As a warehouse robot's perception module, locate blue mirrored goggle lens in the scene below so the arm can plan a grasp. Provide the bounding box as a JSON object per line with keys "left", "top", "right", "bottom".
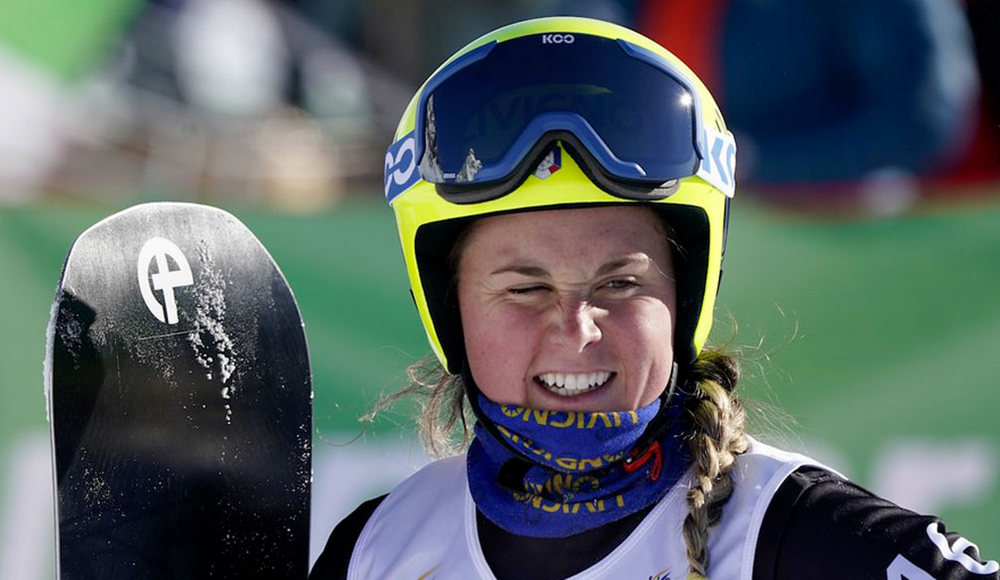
{"left": 421, "top": 33, "right": 700, "bottom": 185}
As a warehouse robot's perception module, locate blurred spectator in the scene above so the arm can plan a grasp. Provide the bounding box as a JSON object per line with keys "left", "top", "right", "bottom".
{"left": 4, "top": 0, "right": 414, "bottom": 208}
{"left": 0, "top": 46, "right": 67, "bottom": 203}
{"left": 0, "top": 0, "right": 139, "bottom": 203}
{"left": 5, "top": 0, "right": 992, "bottom": 211}
{"left": 637, "top": 0, "right": 981, "bottom": 214}
{"left": 492, "top": 0, "right": 988, "bottom": 214}
{"left": 926, "top": 0, "right": 1000, "bottom": 192}
{"left": 174, "top": 0, "right": 290, "bottom": 119}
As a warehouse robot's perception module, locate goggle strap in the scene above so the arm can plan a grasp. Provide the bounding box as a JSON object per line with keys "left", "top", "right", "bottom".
{"left": 384, "top": 131, "right": 420, "bottom": 203}
{"left": 695, "top": 126, "right": 737, "bottom": 198}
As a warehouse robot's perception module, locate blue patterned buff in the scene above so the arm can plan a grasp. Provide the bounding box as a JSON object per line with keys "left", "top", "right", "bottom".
{"left": 467, "top": 393, "right": 691, "bottom": 538}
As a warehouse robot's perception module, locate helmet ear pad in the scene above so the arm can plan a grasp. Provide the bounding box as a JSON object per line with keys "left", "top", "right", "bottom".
{"left": 648, "top": 203, "right": 711, "bottom": 368}
{"left": 414, "top": 217, "right": 475, "bottom": 375}
{"left": 413, "top": 202, "right": 711, "bottom": 376}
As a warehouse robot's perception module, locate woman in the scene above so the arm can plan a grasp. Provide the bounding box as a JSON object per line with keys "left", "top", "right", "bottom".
{"left": 311, "top": 17, "right": 998, "bottom": 579}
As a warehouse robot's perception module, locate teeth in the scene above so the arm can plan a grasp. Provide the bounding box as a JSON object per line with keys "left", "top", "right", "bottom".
{"left": 536, "top": 371, "right": 612, "bottom": 396}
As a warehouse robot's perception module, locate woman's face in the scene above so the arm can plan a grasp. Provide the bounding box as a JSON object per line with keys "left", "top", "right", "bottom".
{"left": 457, "top": 206, "right": 677, "bottom": 412}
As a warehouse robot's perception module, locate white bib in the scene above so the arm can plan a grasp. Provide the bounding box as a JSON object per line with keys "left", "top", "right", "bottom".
{"left": 348, "top": 437, "right": 821, "bottom": 580}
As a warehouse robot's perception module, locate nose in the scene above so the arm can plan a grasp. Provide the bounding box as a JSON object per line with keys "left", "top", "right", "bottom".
{"left": 547, "top": 299, "right": 603, "bottom": 352}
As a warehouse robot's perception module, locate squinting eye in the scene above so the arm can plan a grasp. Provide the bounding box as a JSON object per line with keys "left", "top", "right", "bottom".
{"left": 508, "top": 285, "right": 548, "bottom": 295}
{"left": 604, "top": 278, "right": 638, "bottom": 290}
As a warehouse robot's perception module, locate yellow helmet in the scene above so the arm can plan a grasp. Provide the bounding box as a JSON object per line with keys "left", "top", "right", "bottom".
{"left": 384, "top": 16, "right": 736, "bottom": 373}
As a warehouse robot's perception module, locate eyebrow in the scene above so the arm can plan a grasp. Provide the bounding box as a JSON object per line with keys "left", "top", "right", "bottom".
{"left": 489, "top": 264, "right": 549, "bottom": 277}
{"left": 596, "top": 254, "right": 650, "bottom": 275}
{"left": 489, "top": 254, "right": 651, "bottom": 277}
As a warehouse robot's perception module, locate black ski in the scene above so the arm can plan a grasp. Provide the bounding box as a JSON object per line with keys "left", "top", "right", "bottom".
{"left": 45, "top": 202, "right": 312, "bottom": 579}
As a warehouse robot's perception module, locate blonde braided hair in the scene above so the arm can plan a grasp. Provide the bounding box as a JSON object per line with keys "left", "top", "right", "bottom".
{"left": 681, "top": 349, "right": 749, "bottom": 579}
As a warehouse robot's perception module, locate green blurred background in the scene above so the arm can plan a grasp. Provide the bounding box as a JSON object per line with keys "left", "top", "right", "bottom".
{"left": 0, "top": 0, "right": 998, "bottom": 576}
{"left": 3, "top": 196, "right": 998, "bottom": 575}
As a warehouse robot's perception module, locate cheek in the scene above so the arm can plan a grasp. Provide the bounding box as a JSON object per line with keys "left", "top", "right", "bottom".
{"left": 616, "top": 299, "right": 676, "bottom": 405}
{"left": 460, "top": 301, "right": 538, "bottom": 405}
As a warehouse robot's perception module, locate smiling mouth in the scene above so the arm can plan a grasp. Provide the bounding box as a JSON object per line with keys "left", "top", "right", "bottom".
{"left": 535, "top": 371, "right": 614, "bottom": 397}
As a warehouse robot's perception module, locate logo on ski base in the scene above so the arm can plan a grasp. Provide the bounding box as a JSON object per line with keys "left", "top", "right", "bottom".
{"left": 137, "top": 237, "right": 194, "bottom": 324}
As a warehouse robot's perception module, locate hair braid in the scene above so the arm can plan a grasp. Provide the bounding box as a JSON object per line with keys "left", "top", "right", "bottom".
{"left": 681, "top": 349, "right": 749, "bottom": 579}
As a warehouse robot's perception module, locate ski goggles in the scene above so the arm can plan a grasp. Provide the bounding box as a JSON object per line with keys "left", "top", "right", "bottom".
{"left": 384, "top": 32, "right": 736, "bottom": 203}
